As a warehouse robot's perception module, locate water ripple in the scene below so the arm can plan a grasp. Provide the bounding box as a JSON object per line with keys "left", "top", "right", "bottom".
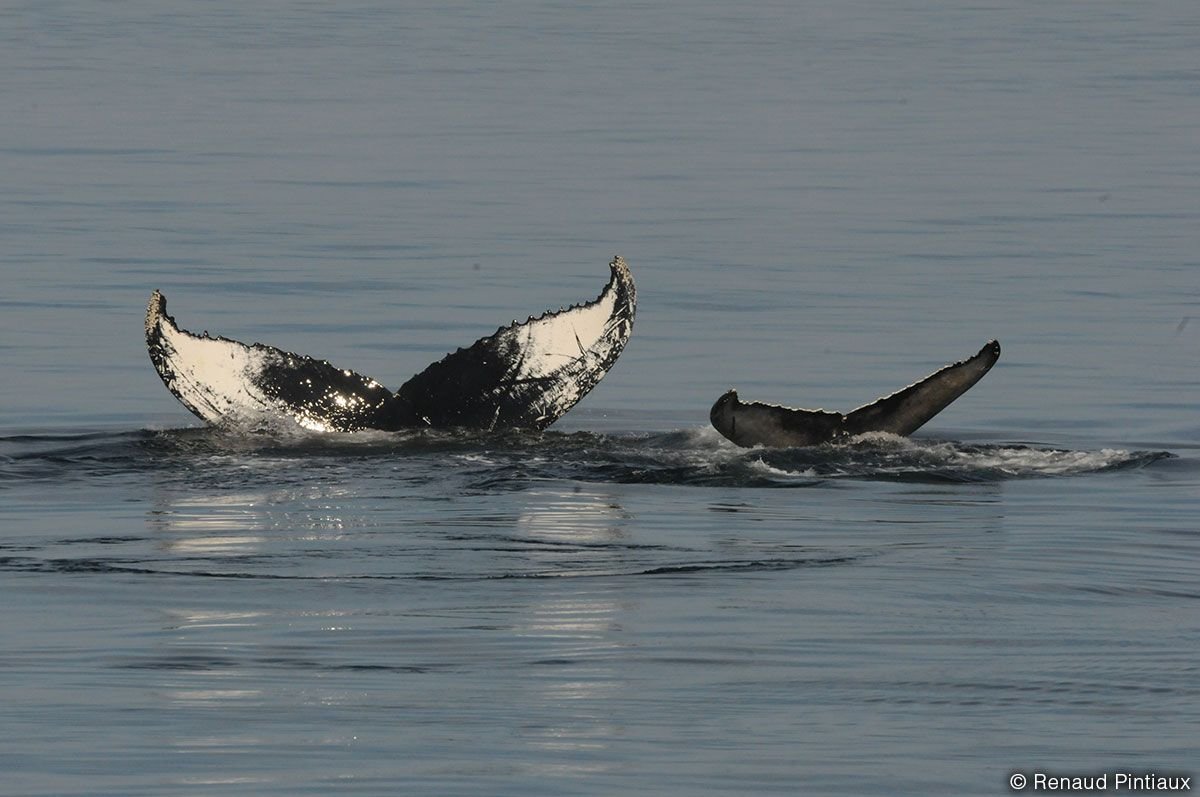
{"left": 0, "top": 425, "right": 1177, "bottom": 489}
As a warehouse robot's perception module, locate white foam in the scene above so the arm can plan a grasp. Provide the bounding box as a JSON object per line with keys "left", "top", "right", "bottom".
{"left": 846, "top": 431, "right": 909, "bottom": 447}
{"left": 748, "top": 458, "right": 819, "bottom": 479}
{"left": 943, "top": 444, "right": 1136, "bottom": 476}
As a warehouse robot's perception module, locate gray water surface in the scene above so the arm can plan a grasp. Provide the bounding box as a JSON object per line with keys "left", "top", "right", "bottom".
{"left": 2, "top": 2, "right": 1198, "bottom": 795}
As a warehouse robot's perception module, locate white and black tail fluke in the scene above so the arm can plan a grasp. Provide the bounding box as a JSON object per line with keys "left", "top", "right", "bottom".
{"left": 146, "top": 257, "right": 636, "bottom": 433}
{"left": 145, "top": 291, "right": 409, "bottom": 432}
{"left": 394, "top": 257, "right": 635, "bottom": 430}
{"left": 842, "top": 340, "right": 1000, "bottom": 436}
{"left": 710, "top": 341, "right": 1000, "bottom": 448}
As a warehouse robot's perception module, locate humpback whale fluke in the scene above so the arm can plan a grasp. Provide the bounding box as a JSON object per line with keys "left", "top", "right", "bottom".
{"left": 710, "top": 340, "right": 1000, "bottom": 448}
{"left": 146, "top": 257, "right": 636, "bottom": 433}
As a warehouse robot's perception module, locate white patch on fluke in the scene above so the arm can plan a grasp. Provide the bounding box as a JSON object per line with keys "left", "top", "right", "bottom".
{"left": 148, "top": 294, "right": 331, "bottom": 432}
{"left": 154, "top": 317, "right": 275, "bottom": 425}
{"left": 511, "top": 286, "right": 622, "bottom": 414}
{"left": 513, "top": 289, "right": 618, "bottom": 379}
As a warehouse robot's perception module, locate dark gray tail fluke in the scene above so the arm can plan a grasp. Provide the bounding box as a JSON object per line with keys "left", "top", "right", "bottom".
{"left": 843, "top": 340, "right": 1000, "bottom": 436}
{"left": 145, "top": 257, "right": 636, "bottom": 433}
{"left": 710, "top": 341, "right": 1000, "bottom": 448}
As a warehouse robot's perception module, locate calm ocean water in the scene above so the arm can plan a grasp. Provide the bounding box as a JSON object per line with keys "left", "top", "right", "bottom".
{"left": 2, "top": 1, "right": 1198, "bottom": 795}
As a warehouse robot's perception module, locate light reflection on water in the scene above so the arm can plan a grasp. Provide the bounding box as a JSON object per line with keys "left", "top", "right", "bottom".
{"left": 511, "top": 490, "right": 633, "bottom": 765}
{"left": 138, "top": 484, "right": 646, "bottom": 776}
